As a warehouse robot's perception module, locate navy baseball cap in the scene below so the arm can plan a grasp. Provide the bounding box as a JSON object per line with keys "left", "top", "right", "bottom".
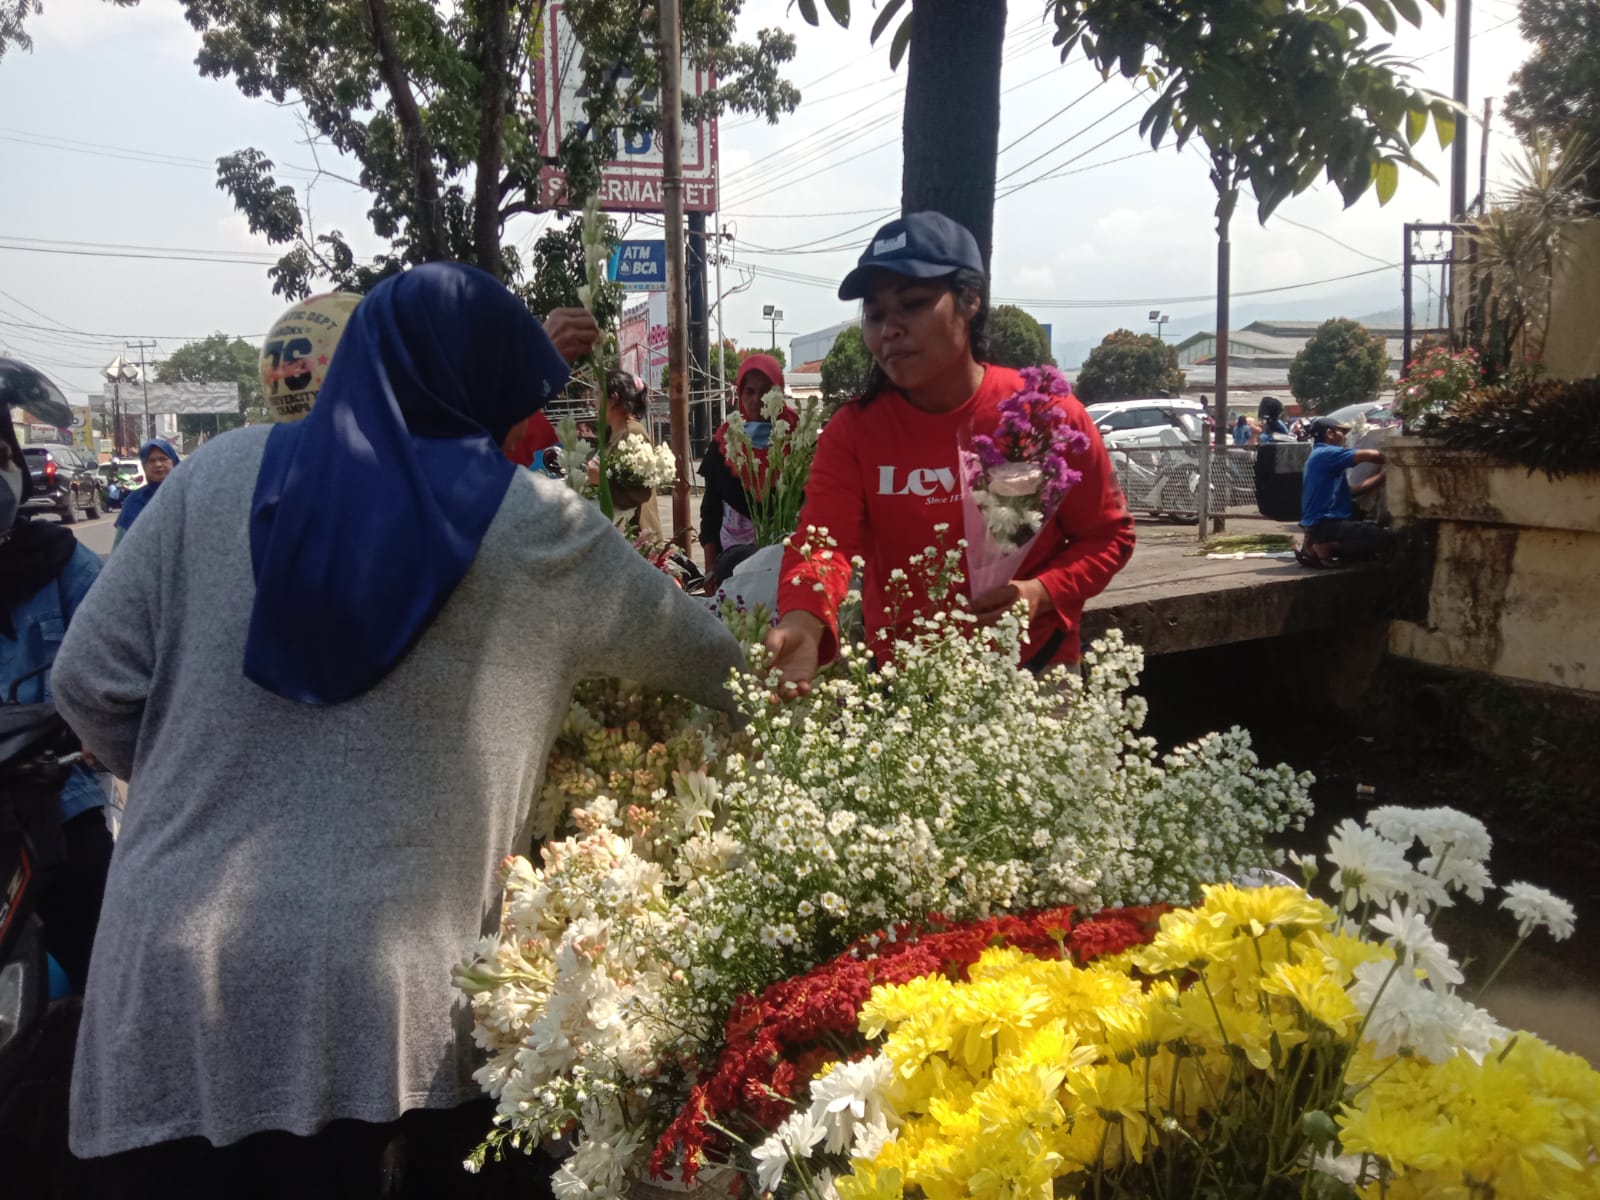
{"left": 1308, "top": 416, "right": 1351, "bottom": 441}
{"left": 838, "top": 212, "right": 985, "bottom": 301}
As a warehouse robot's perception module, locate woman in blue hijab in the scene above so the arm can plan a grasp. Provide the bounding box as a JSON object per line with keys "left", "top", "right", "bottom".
{"left": 49, "top": 262, "right": 744, "bottom": 1194}
{"left": 111, "top": 437, "right": 179, "bottom": 549}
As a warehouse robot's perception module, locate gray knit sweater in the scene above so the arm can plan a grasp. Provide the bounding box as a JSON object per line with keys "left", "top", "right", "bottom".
{"left": 52, "top": 425, "right": 743, "bottom": 1158}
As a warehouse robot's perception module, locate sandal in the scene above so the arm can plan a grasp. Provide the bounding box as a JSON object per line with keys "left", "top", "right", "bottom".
{"left": 1294, "top": 542, "right": 1327, "bottom": 568}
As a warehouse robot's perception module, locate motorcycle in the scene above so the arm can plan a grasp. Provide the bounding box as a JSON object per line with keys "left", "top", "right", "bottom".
{"left": 0, "top": 668, "right": 84, "bottom": 1194}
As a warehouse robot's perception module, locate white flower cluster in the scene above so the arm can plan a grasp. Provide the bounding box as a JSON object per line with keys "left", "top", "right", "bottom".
{"left": 457, "top": 557, "right": 1315, "bottom": 1192}
{"left": 607, "top": 434, "right": 678, "bottom": 491}
{"left": 1298, "top": 803, "right": 1576, "bottom": 1065}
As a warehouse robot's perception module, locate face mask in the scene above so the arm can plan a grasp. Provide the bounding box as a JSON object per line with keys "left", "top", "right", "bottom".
{"left": 0, "top": 463, "right": 19, "bottom": 533}
{"left": 744, "top": 421, "right": 774, "bottom": 450}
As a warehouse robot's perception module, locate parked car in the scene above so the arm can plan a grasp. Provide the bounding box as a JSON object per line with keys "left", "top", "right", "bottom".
{"left": 19, "top": 444, "right": 103, "bottom": 524}
{"left": 1321, "top": 399, "right": 1398, "bottom": 431}
{"left": 1084, "top": 398, "right": 1207, "bottom": 449}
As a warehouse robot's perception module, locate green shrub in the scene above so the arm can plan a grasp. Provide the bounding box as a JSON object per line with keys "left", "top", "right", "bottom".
{"left": 1427, "top": 376, "right": 1600, "bottom": 478}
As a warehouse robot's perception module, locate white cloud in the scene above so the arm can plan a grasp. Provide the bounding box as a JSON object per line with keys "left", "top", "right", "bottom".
{"left": 32, "top": 0, "right": 198, "bottom": 60}
{"left": 1011, "top": 265, "right": 1057, "bottom": 293}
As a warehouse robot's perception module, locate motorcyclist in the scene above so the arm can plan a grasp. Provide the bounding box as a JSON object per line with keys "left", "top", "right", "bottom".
{"left": 1, "top": 370, "right": 116, "bottom": 994}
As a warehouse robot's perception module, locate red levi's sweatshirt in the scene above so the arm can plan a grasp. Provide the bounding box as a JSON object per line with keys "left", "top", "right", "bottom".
{"left": 778, "top": 364, "right": 1136, "bottom": 670}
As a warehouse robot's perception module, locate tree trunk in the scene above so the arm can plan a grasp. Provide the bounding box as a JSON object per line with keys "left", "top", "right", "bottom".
{"left": 1210, "top": 154, "right": 1238, "bottom": 534}
{"left": 473, "top": 0, "right": 513, "bottom": 275}
{"left": 366, "top": 0, "right": 448, "bottom": 261}
{"left": 900, "top": 0, "right": 1008, "bottom": 270}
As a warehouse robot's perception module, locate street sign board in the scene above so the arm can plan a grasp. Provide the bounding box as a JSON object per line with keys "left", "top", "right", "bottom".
{"left": 609, "top": 240, "right": 668, "bottom": 291}
{"left": 536, "top": 2, "right": 718, "bottom": 212}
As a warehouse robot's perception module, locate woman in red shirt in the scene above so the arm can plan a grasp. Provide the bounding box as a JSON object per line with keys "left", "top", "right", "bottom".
{"left": 764, "top": 212, "right": 1135, "bottom": 695}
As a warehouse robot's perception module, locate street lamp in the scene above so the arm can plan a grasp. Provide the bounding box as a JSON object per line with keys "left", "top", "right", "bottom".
{"left": 762, "top": 304, "right": 784, "bottom": 351}
{"left": 1148, "top": 309, "right": 1170, "bottom": 340}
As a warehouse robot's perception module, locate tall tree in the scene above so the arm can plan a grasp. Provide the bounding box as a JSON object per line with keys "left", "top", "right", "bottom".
{"left": 795, "top": 0, "right": 1004, "bottom": 266}
{"left": 820, "top": 325, "right": 873, "bottom": 404}
{"left": 185, "top": 0, "right": 801, "bottom": 297}
{"left": 1073, "top": 329, "right": 1185, "bottom": 403}
{"left": 155, "top": 333, "right": 264, "bottom": 438}
{"left": 1505, "top": 0, "right": 1600, "bottom": 208}
{"left": 986, "top": 305, "right": 1055, "bottom": 368}
{"left": 1047, "top": 0, "right": 1455, "bottom": 483}
{"left": 1288, "top": 318, "right": 1390, "bottom": 413}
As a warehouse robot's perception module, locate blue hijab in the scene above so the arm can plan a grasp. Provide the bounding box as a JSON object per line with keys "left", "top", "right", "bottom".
{"left": 114, "top": 438, "right": 181, "bottom": 533}
{"left": 244, "top": 263, "right": 571, "bottom": 705}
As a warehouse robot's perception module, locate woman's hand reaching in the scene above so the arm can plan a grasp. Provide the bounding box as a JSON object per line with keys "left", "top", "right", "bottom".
{"left": 968, "top": 578, "right": 1052, "bottom": 626}
{"left": 762, "top": 611, "right": 824, "bottom": 699}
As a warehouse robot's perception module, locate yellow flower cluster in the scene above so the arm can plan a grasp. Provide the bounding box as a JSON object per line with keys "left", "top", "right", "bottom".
{"left": 832, "top": 885, "right": 1600, "bottom": 1200}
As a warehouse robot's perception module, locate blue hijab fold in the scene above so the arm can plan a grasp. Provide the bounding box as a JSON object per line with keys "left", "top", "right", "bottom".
{"left": 244, "top": 263, "right": 571, "bottom": 705}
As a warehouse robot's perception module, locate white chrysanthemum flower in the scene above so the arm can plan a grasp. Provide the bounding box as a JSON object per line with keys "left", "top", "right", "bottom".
{"left": 1370, "top": 901, "right": 1463, "bottom": 990}
{"left": 751, "top": 1109, "right": 826, "bottom": 1192}
{"left": 1501, "top": 881, "right": 1576, "bottom": 941}
{"left": 1324, "top": 818, "right": 1418, "bottom": 908}
{"left": 806, "top": 1054, "right": 898, "bottom": 1154}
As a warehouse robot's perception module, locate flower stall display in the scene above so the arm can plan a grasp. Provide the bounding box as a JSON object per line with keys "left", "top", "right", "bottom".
{"left": 455, "top": 572, "right": 1314, "bottom": 1194}
{"left": 609, "top": 435, "right": 679, "bottom": 495}
{"left": 959, "top": 364, "right": 1088, "bottom": 594}
{"left": 757, "top": 807, "right": 1595, "bottom": 1200}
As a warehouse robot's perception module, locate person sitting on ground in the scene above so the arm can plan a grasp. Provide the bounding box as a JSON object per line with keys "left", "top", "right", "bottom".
{"left": 1297, "top": 415, "right": 1393, "bottom": 567}
{"left": 111, "top": 438, "right": 178, "bottom": 550}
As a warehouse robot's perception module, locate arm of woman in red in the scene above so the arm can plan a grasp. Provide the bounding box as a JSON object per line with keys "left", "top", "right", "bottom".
{"left": 1026, "top": 403, "right": 1136, "bottom": 617}
{"left": 774, "top": 409, "right": 867, "bottom": 666}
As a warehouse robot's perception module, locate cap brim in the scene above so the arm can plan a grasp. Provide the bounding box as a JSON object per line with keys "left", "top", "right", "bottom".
{"left": 838, "top": 259, "right": 961, "bottom": 301}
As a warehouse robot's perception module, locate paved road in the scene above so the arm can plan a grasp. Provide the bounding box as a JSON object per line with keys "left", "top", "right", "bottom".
{"left": 52, "top": 511, "right": 117, "bottom": 559}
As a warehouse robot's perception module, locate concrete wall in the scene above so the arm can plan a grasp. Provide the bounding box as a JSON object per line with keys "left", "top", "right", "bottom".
{"left": 1387, "top": 438, "right": 1600, "bottom": 694}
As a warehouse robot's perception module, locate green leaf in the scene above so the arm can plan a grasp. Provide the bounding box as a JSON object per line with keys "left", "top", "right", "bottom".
{"left": 1434, "top": 109, "right": 1456, "bottom": 150}
{"left": 1374, "top": 158, "right": 1400, "bottom": 205}
{"left": 1421, "top": 0, "right": 1445, "bottom": 12}
{"left": 888, "top": 12, "right": 912, "bottom": 70}
{"left": 824, "top": 0, "right": 850, "bottom": 28}
{"left": 869, "top": 0, "right": 903, "bottom": 43}
{"left": 1390, "top": 0, "right": 1423, "bottom": 27}
{"left": 1356, "top": 0, "right": 1398, "bottom": 35}
{"left": 1405, "top": 106, "right": 1427, "bottom": 146}
{"left": 1151, "top": 103, "right": 1171, "bottom": 148}
{"left": 794, "top": 0, "right": 820, "bottom": 26}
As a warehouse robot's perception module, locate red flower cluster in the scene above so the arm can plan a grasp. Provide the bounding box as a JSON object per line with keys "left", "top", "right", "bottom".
{"left": 651, "top": 904, "right": 1165, "bottom": 1182}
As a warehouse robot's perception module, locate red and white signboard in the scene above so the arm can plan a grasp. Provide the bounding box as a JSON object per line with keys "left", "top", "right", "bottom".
{"left": 536, "top": 3, "right": 718, "bottom": 212}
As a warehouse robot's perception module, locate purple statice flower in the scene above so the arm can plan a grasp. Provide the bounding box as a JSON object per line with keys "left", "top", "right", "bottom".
{"left": 968, "top": 362, "right": 1090, "bottom": 517}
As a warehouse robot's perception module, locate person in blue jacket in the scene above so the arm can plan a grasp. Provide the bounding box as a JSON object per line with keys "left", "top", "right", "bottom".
{"left": 112, "top": 437, "right": 179, "bottom": 550}
{"left": 0, "top": 406, "right": 115, "bottom": 992}
{"left": 1297, "top": 416, "right": 1392, "bottom": 567}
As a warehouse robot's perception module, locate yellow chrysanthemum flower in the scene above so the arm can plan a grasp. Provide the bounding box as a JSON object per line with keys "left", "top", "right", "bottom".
{"left": 1199, "top": 883, "right": 1336, "bottom": 939}
{"left": 1260, "top": 957, "right": 1362, "bottom": 1036}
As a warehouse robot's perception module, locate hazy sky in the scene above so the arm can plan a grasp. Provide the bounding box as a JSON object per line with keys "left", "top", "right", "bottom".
{"left": 0, "top": 0, "right": 1533, "bottom": 397}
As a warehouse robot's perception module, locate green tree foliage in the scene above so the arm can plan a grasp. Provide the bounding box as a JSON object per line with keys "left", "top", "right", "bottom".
{"left": 1, "top": 0, "right": 134, "bottom": 62}
{"left": 1288, "top": 319, "right": 1390, "bottom": 413}
{"left": 1073, "top": 330, "right": 1186, "bottom": 403}
{"left": 184, "top": 0, "right": 800, "bottom": 297}
{"left": 741, "top": 345, "right": 786, "bottom": 371}
{"left": 986, "top": 305, "right": 1056, "bottom": 369}
{"left": 155, "top": 333, "right": 265, "bottom": 438}
{"left": 820, "top": 325, "right": 874, "bottom": 403}
{"left": 1505, "top": 0, "right": 1600, "bottom": 208}
{"left": 520, "top": 220, "right": 623, "bottom": 326}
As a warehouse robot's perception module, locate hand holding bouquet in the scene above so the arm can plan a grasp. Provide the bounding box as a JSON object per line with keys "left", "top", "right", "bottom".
{"left": 608, "top": 434, "right": 678, "bottom": 492}
{"left": 960, "top": 365, "right": 1089, "bottom": 595}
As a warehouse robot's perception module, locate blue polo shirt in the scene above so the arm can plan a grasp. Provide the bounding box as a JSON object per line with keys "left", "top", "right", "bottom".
{"left": 1300, "top": 443, "right": 1358, "bottom": 527}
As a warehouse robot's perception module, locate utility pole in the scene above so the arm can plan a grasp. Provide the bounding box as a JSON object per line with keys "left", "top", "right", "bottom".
{"left": 658, "top": 0, "right": 691, "bottom": 550}
{"left": 128, "top": 340, "right": 157, "bottom": 445}
{"left": 713, "top": 221, "right": 726, "bottom": 427}
{"left": 1450, "top": 0, "right": 1471, "bottom": 220}
{"left": 688, "top": 210, "right": 710, "bottom": 455}
{"left": 1476, "top": 97, "right": 1493, "bottom": 213}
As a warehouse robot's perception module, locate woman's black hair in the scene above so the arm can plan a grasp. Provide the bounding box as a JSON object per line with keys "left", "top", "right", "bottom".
{"left": 1258, "top": 395, "right": 1284, "bottom": 421}
{"left": 856, "top": 266, "right": 990, "bottom": 406}
{"left": 606, "top": 368, "right": 649, "bottom": 420}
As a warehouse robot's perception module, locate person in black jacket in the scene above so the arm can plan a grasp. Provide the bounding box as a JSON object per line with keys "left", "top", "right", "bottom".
{"left": 698, "top": 353, "right": 786, "bottom": 577}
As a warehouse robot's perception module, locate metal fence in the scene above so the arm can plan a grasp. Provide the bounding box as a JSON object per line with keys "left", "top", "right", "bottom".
{"left": 1108, "top": 443, "right": 1268, "bottom": 523}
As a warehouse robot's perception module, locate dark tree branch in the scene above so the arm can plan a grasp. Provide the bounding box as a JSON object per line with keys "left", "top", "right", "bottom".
{"left": 473, "top": 0, "right": 515, "bottom": 273}
{"left": 364, "top": 0, "right": 448, "bottom": 260}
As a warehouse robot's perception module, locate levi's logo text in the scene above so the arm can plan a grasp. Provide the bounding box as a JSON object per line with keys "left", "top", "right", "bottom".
{"left": 872, "top": 233, "right": 908, "bottom": 255}
{"left": 878, "top": 465, "right": 958, "bottom": 501}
